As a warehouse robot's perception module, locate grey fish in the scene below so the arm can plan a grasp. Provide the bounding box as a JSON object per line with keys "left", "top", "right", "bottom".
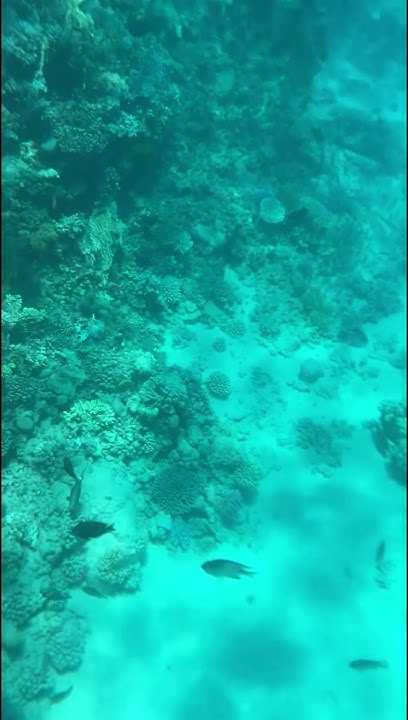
{"left": 82, "top": 584, "right": 107, "bottom": 598}
{"left": 349, "top": 659, "right": 389, "bottom": 671}
{"left": 64, "top": 457, "right": 86, "bottom": 516}
{"left": 50, "top": 686, "right": 73, "bottom": 704}
{"left": 68, "top": 478, "right": 82, "bottom": 517}
{"left": 201, "top": 559, "right": 257, "bottom": 579}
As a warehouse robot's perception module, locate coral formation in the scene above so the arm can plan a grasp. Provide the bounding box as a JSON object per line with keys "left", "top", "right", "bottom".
{"left": 370, "top": 401, "right": 407, "bottom": 486}
{"left": 1, "top": 0, "right": 404, "bottom": 713}
{"left": 150, "top": 465, "right": 203, "bottom": 517}
{"left": 206, "top": 371, "right": 231, "bottom": 399}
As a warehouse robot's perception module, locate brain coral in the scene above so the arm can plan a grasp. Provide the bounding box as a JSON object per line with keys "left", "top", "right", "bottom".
{"left": 206, "top": 371, "right": 231, "bottom": 399}
{"left": 150, "top": 465, "right": 203, "bottom": 517}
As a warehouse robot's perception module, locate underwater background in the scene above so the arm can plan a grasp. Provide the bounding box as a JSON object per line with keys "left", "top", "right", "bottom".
{"left": 1, "top": 0, "right": 406, "bottom": 719}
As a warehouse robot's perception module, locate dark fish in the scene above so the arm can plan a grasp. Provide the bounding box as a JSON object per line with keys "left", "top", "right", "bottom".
{"left": 63, "top": 456, "right": 79, "bottom": 482}
{"left": 201, "top": 559, "right": 257, "bottom": 579}
{"left": 72, "top": 520, "right": 115, "bottom": 540}
{"left": 349, "top": 659, "right": 389, "bottom": 671}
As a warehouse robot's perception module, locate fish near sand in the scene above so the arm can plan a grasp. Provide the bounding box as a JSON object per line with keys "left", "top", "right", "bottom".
{"left": 50, "top": 686, "right": 73, "bottom": 704}
{"left": 349, "top": 659, "right": 389, "bottom": 671}
{"left": 201, "top": 559, "right": 257, "bottom": 579}
{"left": 64, "top": 457, "right": 83, "bottom": 517}
{"left": 68, "top": 477, "right": 82, "bottom": 517}
{"left": 82, "top": 584, "right": 107, "bottom": 598}
{"left": 72, "top": 521, "right": 114, "bottom": 540}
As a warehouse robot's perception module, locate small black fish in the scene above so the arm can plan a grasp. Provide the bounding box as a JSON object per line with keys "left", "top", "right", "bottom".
{"left": 63, "top": 457, "right": 79, "bottom": 482}
{"left": 201, "top": 559, "right": 257, "bottom": 579}
{"left": 72, "top": 521, "right": 115, "bottom": 540}
{"left": 349, "top": 659, "right": 389, "bottom": 671}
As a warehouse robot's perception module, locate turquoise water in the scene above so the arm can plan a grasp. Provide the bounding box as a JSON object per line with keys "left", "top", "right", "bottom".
{"left": 1, "top": 1, "right": 406, "bottom": 719}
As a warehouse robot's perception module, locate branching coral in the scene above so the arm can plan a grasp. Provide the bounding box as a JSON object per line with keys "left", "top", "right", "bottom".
{"left": 63, "top": 399, "right": 115, "bottom": 434}
{"left": 1, "top": 294, "right": 46, "bottom": 327}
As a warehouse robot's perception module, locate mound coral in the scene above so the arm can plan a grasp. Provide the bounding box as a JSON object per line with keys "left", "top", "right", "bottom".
{"left": 150, "top": 465, "right": 203, "bottom": 517}
{"left": 214, "top": 488, "right": 244, "bottom": 528}
{"left": 94, "top": 543, "right": 143, "bottom": 594}
{"left": 46, "top": 610, "right": 89, "bottom": 673}
{"left": 233, "top": 459, "right": 263, "bottom": 500}
{"left": 206, "top": 371, "right": 231, "bottom": 399}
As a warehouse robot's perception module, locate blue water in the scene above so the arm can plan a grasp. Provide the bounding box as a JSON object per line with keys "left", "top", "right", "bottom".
{"left": 1, "top": 1, "right": 406, "bottom": 719}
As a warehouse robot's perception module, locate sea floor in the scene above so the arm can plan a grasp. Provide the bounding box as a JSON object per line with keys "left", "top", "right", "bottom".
{"left": 47, "top": 309, "right": 406, "bottom": 720}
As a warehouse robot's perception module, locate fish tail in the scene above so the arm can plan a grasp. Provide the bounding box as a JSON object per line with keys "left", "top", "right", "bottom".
{"left": 241, "top": 567, "right": 257, "bottom": 577}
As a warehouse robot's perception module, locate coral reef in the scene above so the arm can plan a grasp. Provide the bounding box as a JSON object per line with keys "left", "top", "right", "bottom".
{"left": 370, "top": 400, "right": 407, "bottom": 486}
{"left": 1, "top": 0, "right": 404, "bottom": 713}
